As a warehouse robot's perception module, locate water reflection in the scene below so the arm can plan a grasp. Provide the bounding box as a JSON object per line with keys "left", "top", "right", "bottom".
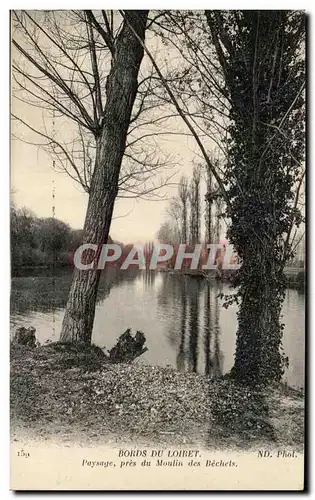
{"left": 142, "top": 269, "right": 156, "bottom": 289}
{"left": 188, "top": 281, "right": 200, "bottom": 372}
{"left": 176, "top": 279, "right": 186, "bottom": 372}
{"left": 10, "top": 269, "right": 305, "bottom": 388}
{"left": 204, "top": 284, "right": 223, "bottom": 377}
{"left": 204, "top": 284, "right": 211, "bottom": 375}
{"left": 157, "top": 276, "right": 224, "bottom": 377}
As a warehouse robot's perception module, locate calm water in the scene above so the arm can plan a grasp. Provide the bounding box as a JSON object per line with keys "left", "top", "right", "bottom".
{"left": 10, "top": 268, "right": 305, "bottom": 389}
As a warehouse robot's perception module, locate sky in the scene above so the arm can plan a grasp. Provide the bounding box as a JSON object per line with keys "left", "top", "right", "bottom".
{"left": 11, "top": 126, "right": 200, "bottom": 243}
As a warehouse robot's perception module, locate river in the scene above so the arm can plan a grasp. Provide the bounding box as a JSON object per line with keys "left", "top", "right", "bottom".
{"left": 10, "top": 267, "right": 305, "bottom": 389}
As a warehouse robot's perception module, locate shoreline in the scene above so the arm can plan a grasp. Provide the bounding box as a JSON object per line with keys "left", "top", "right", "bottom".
{"left": 12, "top": 265, "right": 305, "bottom": 292}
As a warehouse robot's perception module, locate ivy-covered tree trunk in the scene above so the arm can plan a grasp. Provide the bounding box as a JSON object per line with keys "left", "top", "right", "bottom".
{"left": 231, "top": 239, "right": 286, "bottom": 382}
{"left": 60, "top": 11, "right": 148, "bottom": 344}
{"left": 206, "top": 11, "right": 305, "bottom": 383}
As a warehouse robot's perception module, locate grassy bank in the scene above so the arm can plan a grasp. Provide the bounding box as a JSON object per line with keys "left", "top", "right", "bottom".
{"left": 10, "top": 343, "right": 304, "bottom": 450}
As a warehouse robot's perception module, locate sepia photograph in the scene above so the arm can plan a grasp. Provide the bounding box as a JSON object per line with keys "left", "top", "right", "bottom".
{"left": 10, "top": 8, "right": 306, "bottom": 491}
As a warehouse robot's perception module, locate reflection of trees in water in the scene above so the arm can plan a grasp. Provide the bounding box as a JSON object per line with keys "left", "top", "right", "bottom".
{"left": 15, "top": 267, "right": 225, "bottom": 378}
{"left": 156, "top": 274, "right": 201, "bottom": 374}
{"left": 141, "top": 269, "right": 156, "bottom": 289}
{"left": 204, "top": 284, "right": 211, "bottom": 375}
{"left": 157, "top": 274, "right": 181, "bottom": 311}
{"left": 183, "top": 279, "right": 223, "bottom": 376}
{"left": 176, "top": 278, "right": 187, "bottom": 372}
{"left": 188, "top": 280, "right": 200, "bottom": 373}
{"left": 213, "top": 291, "right": 224, "bottom": 377}
{"left": 157, "top": 274, "right": 184, "bottom": 349}
{"left": 157, "top": 273, "right": 224, "bottom": 376}
{"left": 204, "top": 283, "right": 224, "bottom": 378}
{"left": 186, "top": 280, "right": 223, "bottom": 376}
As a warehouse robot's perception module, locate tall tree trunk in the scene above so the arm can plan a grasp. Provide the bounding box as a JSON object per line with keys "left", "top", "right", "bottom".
{"left": 231, "top": 237, "right": 285, "bottom": 383}
{"left": 214, "top": 199, "right": 221, "bottom": 243}
{"left": 60, "top": 11, "right": 149, "bottom": 344}
{"left": 182, "top": 199, "right": 187, "bottom": 243}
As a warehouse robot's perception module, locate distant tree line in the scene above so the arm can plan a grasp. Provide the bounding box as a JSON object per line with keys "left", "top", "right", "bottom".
{"left": 11, "top": 205, "right": 83, "bottom": 269}
{"left": 157, "top": 165, "right": 224, "bottom": 248}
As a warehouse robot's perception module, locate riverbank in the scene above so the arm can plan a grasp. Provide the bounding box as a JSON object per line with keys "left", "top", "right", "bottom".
{"left": 11, "top": 263, "right": 72, "bottom": 277}
{"left": 11, "top": 343, "right": 304, "bottom": 450}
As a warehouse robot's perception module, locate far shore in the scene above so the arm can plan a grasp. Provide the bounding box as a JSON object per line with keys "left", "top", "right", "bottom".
{"left": 11, "top": 263, "right": 304, "bottom": 293}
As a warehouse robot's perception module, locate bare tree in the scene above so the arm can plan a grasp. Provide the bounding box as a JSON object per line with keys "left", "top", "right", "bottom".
{"left": 12, "top": 10, "right": 150, "bottom": 343}
{"left": 12, "top": 10, "right": 180, "bottom": 202}
{"left": 166, "top": 198, "right": 182, "bottom": 239}
{"left": 204, "top": 157, "right": 226, "bottom": 245}
{"left": 188, "top": 165, "right": 201, "bottom": 244}
{"left": 178, "top": 175, "right": 189, "bottom": 243}
{"left": 125, "top": 11, "right": 231, "bottom": 210}
{"left": 204, "top": 165, "right": 213, "bottom": 245}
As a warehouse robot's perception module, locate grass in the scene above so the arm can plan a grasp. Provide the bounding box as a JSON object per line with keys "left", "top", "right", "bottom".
{"left": 10, "top": 343, "right": 304, "bottom": 449}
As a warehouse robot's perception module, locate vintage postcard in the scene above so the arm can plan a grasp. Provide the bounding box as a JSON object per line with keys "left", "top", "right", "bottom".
{"left": 10, "top": 9, "right": 306, "bottom": 491}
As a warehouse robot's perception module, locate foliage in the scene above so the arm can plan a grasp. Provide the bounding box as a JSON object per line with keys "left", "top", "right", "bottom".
{"left": 11, "top": 205, "right": 82, "bottom": 269}
{"left": 156, "top": 220, "right": 180, "bottom": 245}
{"left": 178, "top": 176, "right": 189, "bottom": 243}
{"left": 205, "top": 11, "right": 305, "bottom": 383}
{"left": 147, "top": 10, "right": 305, "bottom": 383}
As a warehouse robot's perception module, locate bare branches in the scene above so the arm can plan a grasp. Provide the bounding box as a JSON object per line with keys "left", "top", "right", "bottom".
{"left": 12, "top": 10, "right": 178, "bottom": 202}
{"left": 12, "top": 113, "right": 90, "bottom": 192}
{"left": 12, "top": 11, "right": 102, "bottom": 137}
{"left": 121, "top": 10, "right": 231, "bottom": 209}
{"left": 12, "top": 12, "right": 95, "bottom": 130}
{"left": 86, "top": 14, "right": 103, "bottom": 120}
{"left": 85, "top": 10, "right": 114, "bottom": 55}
